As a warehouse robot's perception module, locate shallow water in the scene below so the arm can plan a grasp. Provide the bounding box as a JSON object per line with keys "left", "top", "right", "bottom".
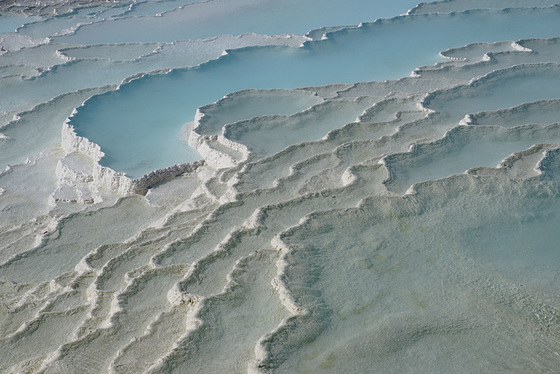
{"left": 1, "top": 1, "right": 560, "bottom": 373}
{"left": 69, "top": 6, "right": 560, "bottom": 176}
{"left": 0, "top": 14, "right": 41, "bottom": 33}
{"left": 55, "top": 0, "right": 427, "bottom": 44}
{"left": 280, "top": 176, "right": 560, "bottom": 373}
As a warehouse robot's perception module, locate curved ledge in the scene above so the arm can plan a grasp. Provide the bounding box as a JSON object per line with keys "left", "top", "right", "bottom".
{"left": 62, "top": 117, "right": 204, "bottom": 195}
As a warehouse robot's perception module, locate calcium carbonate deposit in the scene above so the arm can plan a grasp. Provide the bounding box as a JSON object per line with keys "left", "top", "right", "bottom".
{"left": 2, "top": 0, "right": 560, "bottom": 373}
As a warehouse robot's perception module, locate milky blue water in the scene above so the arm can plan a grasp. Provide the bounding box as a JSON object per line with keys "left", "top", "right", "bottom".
{"left": 70, "top": 6, "right": 560, "bottom": 177}
{"left": 55, "top": 0, "right": 426, "bottom": 44}
{"left": 0, "top": 14, "right": 41, "bottom": 33}
{"left": 121, "top": 0, "right": 203, "bottom": 18}
{"left": 15, "top": 6, "right": 130, "bottom": 38}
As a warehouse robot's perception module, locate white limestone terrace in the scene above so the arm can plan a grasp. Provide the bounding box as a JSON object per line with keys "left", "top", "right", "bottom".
{"left": 1, "top": 0, "right": 560, "bottom": 373}
{"left": 58, "top": 4, "right": 560, "bottom": 193}
{"left": 0, "top": 0, "right": 131, "bottom": 16}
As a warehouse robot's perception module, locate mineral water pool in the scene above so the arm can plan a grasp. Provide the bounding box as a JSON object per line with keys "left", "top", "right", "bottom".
{"left": 69, "top": 6, "right": 560, "bottom": 177}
